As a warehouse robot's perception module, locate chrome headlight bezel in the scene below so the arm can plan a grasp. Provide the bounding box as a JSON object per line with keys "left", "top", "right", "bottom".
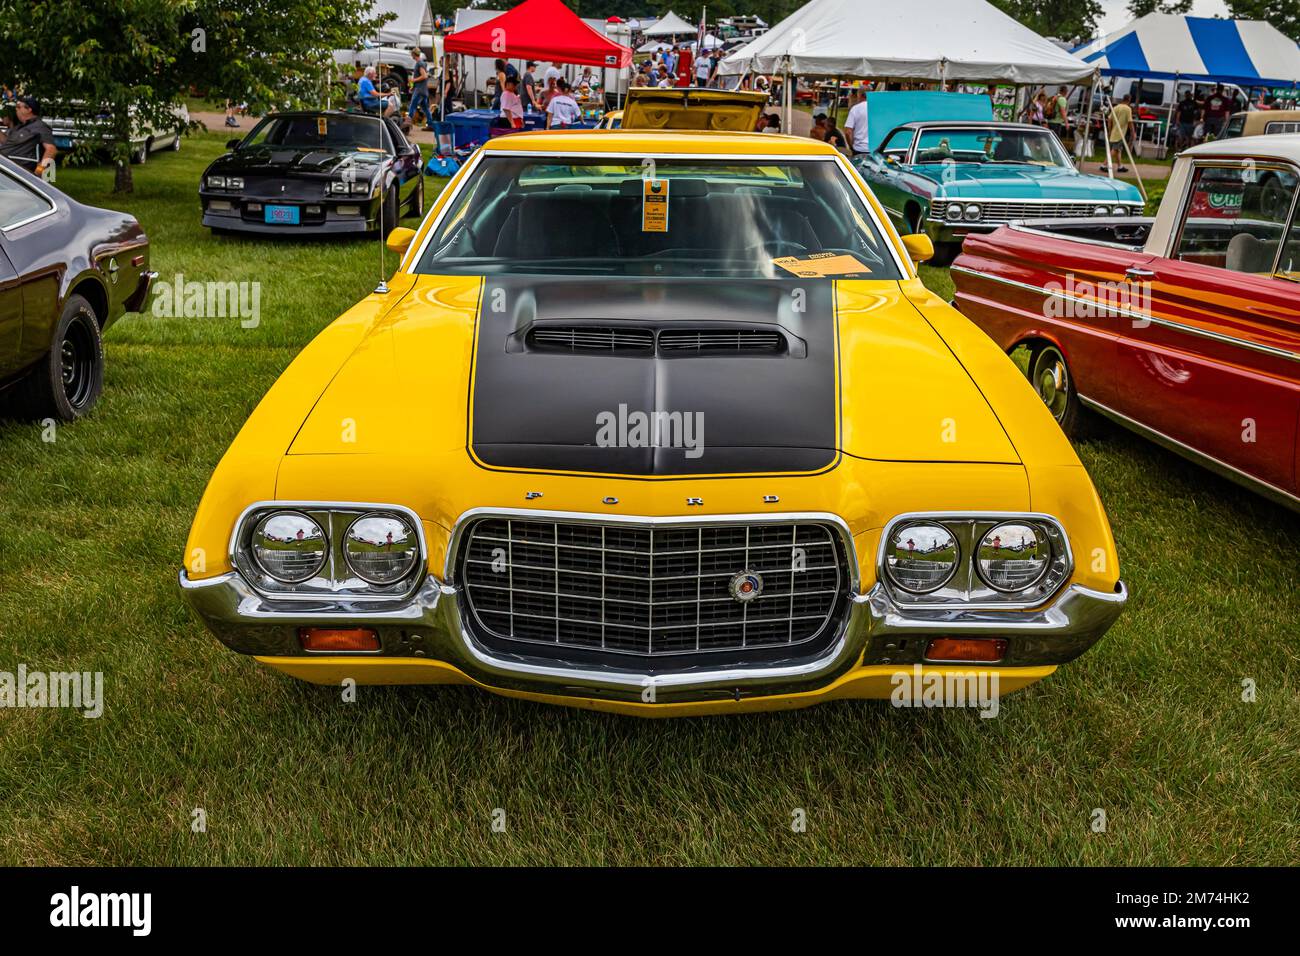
{"left": 944, "top": 202, "right": 963, "bottom": 222}
{"left": 974, "top": 521, "right": 1052, "bottom": 593}
{"left": 884, "top": 522, "right": 961, "bottom": 594}
{"left": 963, "top": 203, "right": 982, "bottom": 222}
{"left": 876, "top": 512, "right": 1072, "bottom": 609}
{"left": 249, "top": 511, "right": 328, "bottom": 584}
{"left": 231, "top": 501, "right": 427, "bottom": 600}
{"left": 343, "top": 513, "right": 422, "bottom": 586}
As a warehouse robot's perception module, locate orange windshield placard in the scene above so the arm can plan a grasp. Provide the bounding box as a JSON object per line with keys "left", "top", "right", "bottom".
{"left": 642, "top": 179, "right": 669, "bottom": 232}
{"left": 772, "top": 253, "right": 873, "bottom": 278}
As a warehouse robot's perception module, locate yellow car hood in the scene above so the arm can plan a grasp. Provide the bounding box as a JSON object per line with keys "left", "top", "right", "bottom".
{"left": 285, "top": 275, "right": 1019, "bottom": 468}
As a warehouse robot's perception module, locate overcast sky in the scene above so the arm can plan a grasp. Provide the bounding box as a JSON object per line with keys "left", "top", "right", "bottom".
{"left": 1097, "top": 0, "right": 1231, "bottom": 34}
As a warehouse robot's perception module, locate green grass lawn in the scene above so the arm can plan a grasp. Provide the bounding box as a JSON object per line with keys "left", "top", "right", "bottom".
{"left": 0, "top": 132, "right": 1296, "bottom": 865}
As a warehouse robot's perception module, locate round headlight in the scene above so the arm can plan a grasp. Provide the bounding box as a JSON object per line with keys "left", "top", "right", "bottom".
{"left": 251, "top": 511, "right": 328, "bottom": 583}
{"left": 1111, "top": 205, "right": 1128, "bottom": 215}
{"left": 964, "top": 203, "right": 982, "bottom": 221}
{"left": 885, "top": 523, "right": 960, "bottom": 594}
{"left": 945, "top": 203, "right": 963, "bottom": 221}
{"left": 343, "top": 513, "right": 420, "bottom": 586}
{"left": 975, "top": 522, "right": 1051, "bottom": 593}
{"left": 1093, "top": 205, "right": 1109, "bottom": 216}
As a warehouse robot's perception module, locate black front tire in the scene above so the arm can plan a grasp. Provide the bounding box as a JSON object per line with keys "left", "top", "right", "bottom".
{"left": 9, "top": 295, "right": 105, "bottom": 422}
{"left": 930, "top": 241, "right": 962, "bottom": 267}
{"left": 408, "top": 177, "right": 425, "bottom": 219}
{"left": 380, "top": 187, "right": 400, "bottom": 237}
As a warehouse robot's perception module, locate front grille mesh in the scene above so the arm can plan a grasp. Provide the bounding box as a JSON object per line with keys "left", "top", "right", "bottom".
{"left": 931, "top": 199, "right": 1135, "bottom": 223}
{"left": 459, "top": 518, "right": 845, "bottom": 657}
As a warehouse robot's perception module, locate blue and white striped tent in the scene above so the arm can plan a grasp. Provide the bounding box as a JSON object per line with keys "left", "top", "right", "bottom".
{"left": 1073, "top": 13, "right": 1300, "bottom": 88}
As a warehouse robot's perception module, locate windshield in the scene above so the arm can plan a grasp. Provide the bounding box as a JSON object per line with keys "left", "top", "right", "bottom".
{"left": 239, "top": 114, "right": 386, "bottom": 152}
{"left": 913, "top": 128, "right": 1071, "bottom": 167}
{"left": 413, "top": 156, "right": 902, "bottom": 279}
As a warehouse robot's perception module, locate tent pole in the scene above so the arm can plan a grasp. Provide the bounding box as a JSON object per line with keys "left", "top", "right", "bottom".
{"left": 1082, "top": 70, "right": 1096, "bottom": 164}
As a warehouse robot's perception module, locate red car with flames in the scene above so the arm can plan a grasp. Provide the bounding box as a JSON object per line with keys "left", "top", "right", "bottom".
{"left": 952, "top": 134, "right": 1300, "bottom": 512}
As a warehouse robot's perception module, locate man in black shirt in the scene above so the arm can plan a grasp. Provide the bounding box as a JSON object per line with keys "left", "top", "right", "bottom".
{"left": 0, "top": 96, "right": 57, "bottom": 176}
{"left": 1174, "top": 91, "right": 1201, "bottom": 148}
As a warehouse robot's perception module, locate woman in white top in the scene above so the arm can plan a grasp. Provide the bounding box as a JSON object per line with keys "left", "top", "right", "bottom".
{"left": 546, "top": 79, "right": 582, "bottom": 129}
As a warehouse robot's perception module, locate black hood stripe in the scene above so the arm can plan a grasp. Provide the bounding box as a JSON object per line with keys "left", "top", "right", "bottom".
{"left": 466, "top": 277, "right": 841, "bottom": 478}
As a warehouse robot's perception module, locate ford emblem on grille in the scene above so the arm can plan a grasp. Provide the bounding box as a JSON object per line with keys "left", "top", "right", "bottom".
{"left": 729, "top": 571, "right": 763, "bottom": 603}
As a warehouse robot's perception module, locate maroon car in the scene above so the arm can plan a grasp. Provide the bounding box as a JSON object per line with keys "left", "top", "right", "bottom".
{"left": 0, "top": 156, "right": 153, "bottom": 420}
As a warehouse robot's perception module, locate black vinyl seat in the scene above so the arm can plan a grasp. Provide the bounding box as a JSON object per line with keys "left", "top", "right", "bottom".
{"left": 493, "top": 195, "right": 621, "bottom": 259}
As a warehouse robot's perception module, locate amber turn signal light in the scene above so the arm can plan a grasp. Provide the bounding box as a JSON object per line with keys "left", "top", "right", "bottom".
{"left": 299, "top": 627, "right": 381, "bottom": 652}
{"left": 924, "top": 637, "right": 1008, "bottom": 663}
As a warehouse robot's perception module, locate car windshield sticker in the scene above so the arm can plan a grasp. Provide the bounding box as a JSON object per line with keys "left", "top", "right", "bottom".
{"left": 642, "top": 179, "right": 669, "bottom": 232}
{"left": 772, "top": 253, "right": 873, "bottom": 278}
{"left": 317, "top": 116, "right": 328, "bottom": 136}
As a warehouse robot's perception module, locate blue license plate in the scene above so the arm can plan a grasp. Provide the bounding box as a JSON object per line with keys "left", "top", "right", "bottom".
{"left": 264, "top": 205, "right": 299, "bottom": 225}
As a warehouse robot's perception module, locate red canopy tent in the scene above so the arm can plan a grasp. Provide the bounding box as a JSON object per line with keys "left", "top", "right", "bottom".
{"left": 444, "top": 0, "right": 633, "bottom": 68}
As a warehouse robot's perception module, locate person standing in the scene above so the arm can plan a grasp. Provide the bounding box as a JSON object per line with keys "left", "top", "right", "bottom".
{"left": 0, "top": 96, "right": 57, "bottom": 176}
{"left": 1048, "top": 86, "right": 1069, "bottom": 141}
{"left": 499, "top": 76, "right": 524, "bottom": 129}
{"left": 1174, "top": 90, "right": 1200, "bottom": 148}
{"left": 522, "top": 62, "right": 540, "bottom": 113}
{"left": 1108, "top": 93, "right": 1133, "bottom": 173}
{"left": 1202, "top": 84, "right": 1230, "bottom": 139}
{"left": 408, "top": 48, "right": 430, "bottom": 126}
{"left": 843, "top": 89, "right": 870, "bottom": 155}
{"left": 545, "top": 79, "right": 582, "bottom": 129}
{"left": 696, "top": 47, "right": 712, "bottom": 86}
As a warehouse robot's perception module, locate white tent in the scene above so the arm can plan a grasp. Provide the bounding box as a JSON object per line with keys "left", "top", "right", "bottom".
{"left": 719, "top": 0, "right": 1094, "bottom": 84}
{"left": 369, "top": 0, "right": 431, "bottom": 49}
{"left": 644, "top": 10, "right": 696, "bottom": 37}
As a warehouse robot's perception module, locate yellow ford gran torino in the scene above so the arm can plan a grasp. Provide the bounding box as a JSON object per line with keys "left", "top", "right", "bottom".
{"left": 179, "top": 121, "right": 1127, "bottom": 716}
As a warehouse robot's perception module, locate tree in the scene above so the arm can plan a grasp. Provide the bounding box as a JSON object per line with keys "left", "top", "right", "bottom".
{"left": 1226, "top": 0, "right": 1300, "bottom": 41}
{"left": 989, "top": 0, "right": 1106, "bottom": 44}
{"left": 1127, "top": 0, "right": 1194, "bottom": 17}
{"left": 0, "top": 0, "right": 388, "bottom": 193}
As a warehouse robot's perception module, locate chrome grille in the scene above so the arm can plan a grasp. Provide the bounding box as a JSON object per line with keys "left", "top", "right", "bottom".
{"left": 458, "top": 517, "right": 846, "bottom": 657}
{"left": 931, "top": 199, "right": 1139, "bottom": 223}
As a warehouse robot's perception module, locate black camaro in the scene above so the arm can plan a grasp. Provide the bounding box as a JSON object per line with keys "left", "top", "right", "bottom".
{"left": 199, "top": 110, "right": 424, "bottom": 237}
{"left": 0, "top": 156, "right": 153, "bottom": 421}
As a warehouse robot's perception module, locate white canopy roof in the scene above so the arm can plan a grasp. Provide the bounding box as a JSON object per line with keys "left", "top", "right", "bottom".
{"left": 367, "top": 0, "right": 431, "bottom": 49}
{"left": 644, "top": 11, "right": 696, "bottom": 37}
{"left": 719, "top": 0, "right": 1094, "bottom": 84}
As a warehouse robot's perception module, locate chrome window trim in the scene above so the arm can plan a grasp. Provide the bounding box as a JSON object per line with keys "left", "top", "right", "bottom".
{"left": 0, "top": 162, "right": 58, "bottom": 233}
{"left": 951, "top": 264, "right": 1300, "bottom": 364}
{"left": 1079, "top": 396, "right": 1300, "bottom": 512}
{"left": 1168, "top": 157, "right": 1300, "bottom": 267}
{"left": 875, "top": 511, "right": 1074, "bottom": 611}
{"left": 227, "top": 499, "right": 429, "bottom": 602}
{"left": 1001, "top": 224, "right": 1148, "bottom": 253}
{"left": 405, "top": 149, "right": 910, "bottom": 278}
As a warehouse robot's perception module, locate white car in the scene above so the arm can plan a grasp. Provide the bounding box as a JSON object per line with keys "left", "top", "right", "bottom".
{"left": 47, "top": 104, "right": 190, "bottom": 164}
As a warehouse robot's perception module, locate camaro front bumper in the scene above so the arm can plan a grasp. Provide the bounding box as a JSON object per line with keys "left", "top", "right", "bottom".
{"left": 179, "top": 568, "right": 1127, "bottom": 715}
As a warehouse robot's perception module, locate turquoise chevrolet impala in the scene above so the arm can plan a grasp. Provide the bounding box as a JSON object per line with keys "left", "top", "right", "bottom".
{"left": 852, "top": 92, "right": 1145, "bottom": 265}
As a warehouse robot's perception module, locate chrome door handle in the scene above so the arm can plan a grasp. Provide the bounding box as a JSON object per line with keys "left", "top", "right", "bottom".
{"left": 1125, "top": 266, "right": 1156, "bottom": 280}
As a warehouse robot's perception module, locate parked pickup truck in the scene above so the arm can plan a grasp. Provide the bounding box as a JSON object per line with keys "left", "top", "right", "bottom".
{"left": 952, "top": 134, "right": 1300, "bottom": 512}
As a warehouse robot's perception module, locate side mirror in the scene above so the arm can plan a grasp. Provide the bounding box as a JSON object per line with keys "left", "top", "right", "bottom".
{"left": 901, "top": 233, "right": 934, "bottom": 264}
{"left": 225, "top": 139, "right": 241, "bottom": 150}
{"left": 386, "top": 226, "right": 417, "bottom": 255}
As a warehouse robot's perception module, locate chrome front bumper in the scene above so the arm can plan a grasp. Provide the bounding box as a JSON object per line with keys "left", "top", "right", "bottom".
{"left": 179, "top": 569, "right": 1127, "bottom": 706}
